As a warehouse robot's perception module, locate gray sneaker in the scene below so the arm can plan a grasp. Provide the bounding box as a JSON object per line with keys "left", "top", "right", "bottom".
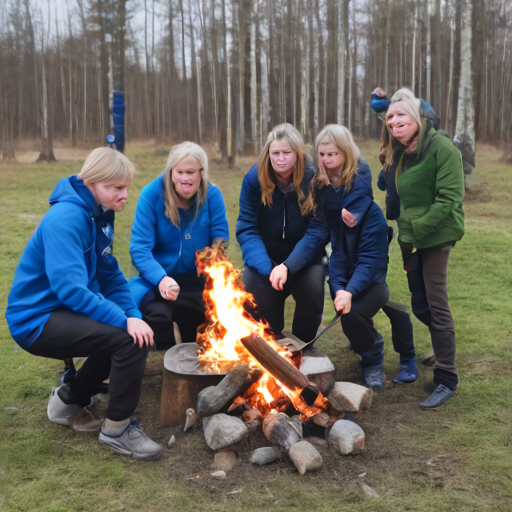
{"left": 99, "top": 419, "right": 162, "bottom": 461}
{"left": 363, "top": 365, "right": 385, "bottom": 390}
{"left": 47, "top": 386, "right": 83, "bottom": 426}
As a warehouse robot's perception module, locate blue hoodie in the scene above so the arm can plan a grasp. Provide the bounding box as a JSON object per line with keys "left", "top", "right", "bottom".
{"left": 128, "top": 175, "right": 229, "bottom": 308}
{"left": 6, "top": 176, "right": 141, "bottom": 350}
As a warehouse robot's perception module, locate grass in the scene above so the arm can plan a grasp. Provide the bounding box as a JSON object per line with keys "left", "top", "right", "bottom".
{"left": 1, "top": 140, "right": 511, "bottom": 511}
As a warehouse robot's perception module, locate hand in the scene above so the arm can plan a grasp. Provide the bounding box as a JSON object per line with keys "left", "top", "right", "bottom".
{"left": 269, "top": 263, "right": 288, "bottom": 291}
{"left": 373, "top": 87, "right": 387, "bottom": 97}
{"left": 127, "top": 318, "right": 154, "bottom": 348}
{"left": 342, "top": 209, "right": 357, "bottom": 228}
{"left": 158, "top": 276, "right": 180, "bottom": 301}
{"left": 334, "top": 290, "right": 352, "bottom": 315}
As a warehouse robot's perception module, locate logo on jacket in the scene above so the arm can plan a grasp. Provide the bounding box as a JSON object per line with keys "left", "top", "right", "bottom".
{"left": 185, "top": 232, "right": 192, "bottom": 240}
{"left": 101, "top": 223, "right": 114, "bottom": 257}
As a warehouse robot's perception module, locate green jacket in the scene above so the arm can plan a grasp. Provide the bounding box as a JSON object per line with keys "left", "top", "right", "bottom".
{"left": 396, "top": 124, "right": 465, "bottom": 249}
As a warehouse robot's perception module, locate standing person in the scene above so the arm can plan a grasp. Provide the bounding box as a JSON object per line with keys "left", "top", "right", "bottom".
{"left": 236, "top": 123, "right": 326, "bottom": 343}
{"left": 384, "top": 88, "right": 465, "bottom": 408}
{"left": 129, "top": 142, "right": 229, "bottom": 350}
{"left": 291, "top": 124, "right": 417, "bottom": 387}
{"left": 6, "top": 148, "right": 162, "bottom": 461}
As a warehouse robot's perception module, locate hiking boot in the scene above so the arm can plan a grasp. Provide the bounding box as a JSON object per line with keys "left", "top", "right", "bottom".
{"left": 394, "top": 359, "right": 418, "bottom": 384}
{"left": 419, "top": 384, "right": 454, "bottom": 409}
{"left": 363, "top": 365, "right": 385, "bottom": 390}
{"left": 99, "top": 418, "right": 162, "bottom": 461}
{"left": 47, "top": 385, "right": 83, "bottom": 426}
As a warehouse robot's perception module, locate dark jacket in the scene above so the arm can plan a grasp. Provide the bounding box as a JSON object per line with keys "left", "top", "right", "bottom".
{"left": 329, "top": 200, "right": 389, "bottom": 298}
{"left": 6, "top": 176, "right": 141, "bottom": 350}
{"left": 236, "top": 162, "right": 324, "bottom": 276}
{"left": 377, "top": 148, "right": 402, "bottom": 221}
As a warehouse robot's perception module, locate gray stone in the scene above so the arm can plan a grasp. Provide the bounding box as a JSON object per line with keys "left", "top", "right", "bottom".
{"left": 203, "top": 414, "right": 248, "bottom": 451}
{"left": 328, "top": 382, "right": 373, "bottom": 412}
{"left": 289, "top": 441, "right": 323, "bottom": 475}
{"left": 213, "top": 451, "right": 238, "bottom": 471}
{"left": 263, "top": 412, "right": 303, "bottom": 451}
{"left": 249, "top": 447, "right": 280, "bottom": 465}
{"left": 300, "top": 347, "right": 337, "bottom": 395}
{"left": 329, "top": 419, "right": 365, "bottom": 455}
{"left": 306, "top": 436, "right": 328, "bottom": 450}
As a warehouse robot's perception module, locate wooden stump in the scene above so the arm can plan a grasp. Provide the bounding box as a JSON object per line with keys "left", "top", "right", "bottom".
{"left": 160, "top": 344, "right": 225, "bottom": 426}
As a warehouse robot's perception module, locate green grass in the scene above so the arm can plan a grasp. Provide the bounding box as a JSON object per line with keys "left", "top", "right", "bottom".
{"left": 1, "top": 141, "right": 511, "bottom": 511}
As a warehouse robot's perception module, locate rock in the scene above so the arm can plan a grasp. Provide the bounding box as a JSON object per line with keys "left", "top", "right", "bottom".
{"left": 300, "top": 347, "right": 336, "bottom": 395}
{"left": 288, "top": 441, "right": 323, "bottom": 475}
{"left": 249, "top": 447, "right": 280, "bottom": 465}
{"left": 359, "top": 482, "right": 381, "bottom": 498}
{"left": 290, "top": 415, "right": 304, "bottom": 435}
{"left": 263, "top": 413, "right": 303, "bottom": 451}
{"left": 213, "top": 451, "right": 238, "bottom": 471}
{"left": 167, "top": 435, "right": 176, "bottom": 448}
{"left": 306, "top": 436, "right": 328, "bottom": 450}
{"left": 203, "top": 414, "right": 248, "bottom": 451}
{"left": 329, "top": 420, "right": 365, "bottom": 455}
{"left": 328, "top": 382, "right": 373, "bottom": 412}
{"left": 211, "top": 470, "right": 226, "bottom": 478}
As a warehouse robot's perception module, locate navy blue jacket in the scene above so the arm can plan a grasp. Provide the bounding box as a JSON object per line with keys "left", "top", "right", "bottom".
{"left": 329, "top": 200, "right": 389, "bottom": 298}
{"left": 236, "top": 162, "right": 324, "bottom": 276}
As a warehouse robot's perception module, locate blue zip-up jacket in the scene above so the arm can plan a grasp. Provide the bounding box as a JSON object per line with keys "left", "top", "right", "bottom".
{"left": 281, "top": 160, "right": 374, "bottom": 273}
{"left": 6, "top": 176, "right": 141, "bottom": 350}
{"left": 329, "top": 200, "right": 389, "bottom": 297}
{"left": 236, "top": 162, "right": 325, "bottom": 276}
{"left": 129, "top": 175, "right": 229, "bottom": 308}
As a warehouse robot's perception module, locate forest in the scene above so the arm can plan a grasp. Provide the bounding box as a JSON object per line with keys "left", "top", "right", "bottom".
{"left": 0, "top": 0, "right": 510, "bottom": 162}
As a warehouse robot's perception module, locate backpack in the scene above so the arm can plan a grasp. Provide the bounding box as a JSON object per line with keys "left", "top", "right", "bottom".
{"left": 419, "top": 99, "right": 440, "bottom": 130}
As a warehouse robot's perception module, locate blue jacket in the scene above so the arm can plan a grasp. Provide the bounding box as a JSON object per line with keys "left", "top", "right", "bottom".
{"left": 329, "top": 200, "right": 389, "bottom": 298}
{"left": 6, "top": 176, "right": 141, "bottom": 350}
{"left": 236, "top": 162, "right": 324, "bottom": 276}
{"left": 129, "top": 175, "right": 229, "bottom": 307}
{"left": 283, "top": 160, "right": 374, "bottom": 273}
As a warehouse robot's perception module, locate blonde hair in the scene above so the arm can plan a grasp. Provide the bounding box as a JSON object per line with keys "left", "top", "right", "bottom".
{"left": 163, "top": 141, "right": 209, "bottom": 227}
{"left": 79, "top": 147, "right": 135, "bottom": 184}
{"left": 382, "top": 88, "right": 423, "bottom": 169}
{"left": 258, "top": 123, "right": 312, "bottom": 216}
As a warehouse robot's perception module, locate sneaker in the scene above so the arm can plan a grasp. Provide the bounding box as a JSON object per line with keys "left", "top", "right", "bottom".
{"left": 47, "top": 386, "right": 83, "bottom": 426}
{"left": 394, "top": 359, "right": 418, "bottom": 384}
{"left": 99, "top": 418, "right": 162, "bottom": 461}
{"left": 363, "top": 365, "right": 385, "bottom": 390}
{"left": 419, "top": 384, "right": 454, "bottom": 409}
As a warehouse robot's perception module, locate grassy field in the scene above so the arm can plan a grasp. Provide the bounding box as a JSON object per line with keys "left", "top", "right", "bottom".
{"left": 0, "top": 140, "right": 511, "bottom": 511}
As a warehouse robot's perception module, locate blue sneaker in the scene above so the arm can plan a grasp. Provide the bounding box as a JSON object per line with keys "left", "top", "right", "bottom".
{"left": 394, "top": 359, "right": 418, "bottom": 383}
{"left": 363, "top": 365, "right": 385, "bottom": 390}
{"left": 419, "top": 384, "right": 454, "bottom": 409}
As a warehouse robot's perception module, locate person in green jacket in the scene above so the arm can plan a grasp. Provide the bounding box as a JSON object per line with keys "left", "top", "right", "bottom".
{"left": 383, "top": 88, "right": 465, "bottom": 409}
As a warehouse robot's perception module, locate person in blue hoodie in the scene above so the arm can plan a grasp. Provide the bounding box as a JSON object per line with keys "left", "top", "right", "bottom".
{"left": 129, "top": 142, "right": 229, "bottom": 349}
{"left": 6, "top": 147, "right": 162, "bottom": 461}
{"left": 287, "top": 124, "right": 417, "bottom": 388}
{"left": 236, "top": 123, "right": 326, "bottom": 343}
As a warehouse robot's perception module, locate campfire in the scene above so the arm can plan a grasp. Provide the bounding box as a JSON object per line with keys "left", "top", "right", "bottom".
{"left": 195, "top": 243, "right": 327, "bottom": 421}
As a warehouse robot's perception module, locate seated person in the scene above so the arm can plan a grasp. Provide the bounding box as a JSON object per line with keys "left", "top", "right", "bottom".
{"left": 6, "top": 148, "right": 161, "bottom": 461}
{"left": 129, "top": 142, "right": 229, "bottom": 349}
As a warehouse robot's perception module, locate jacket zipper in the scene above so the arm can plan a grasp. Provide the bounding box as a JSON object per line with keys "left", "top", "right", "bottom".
{"left": 282, "top": 194, "right": 287, "bottom": 239}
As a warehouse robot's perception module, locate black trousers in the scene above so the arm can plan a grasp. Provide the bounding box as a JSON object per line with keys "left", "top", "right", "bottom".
{"left": 141, "top": 286, "right": 206, "bottom": 350}
{"left": 243, "top": 263, "right": 326, "bottom": 343}
{"left": 381, "top": 304, "right": 416, "bottom": 363}
{"left": 28, "top": 309, "right": 149, "bottom": 421}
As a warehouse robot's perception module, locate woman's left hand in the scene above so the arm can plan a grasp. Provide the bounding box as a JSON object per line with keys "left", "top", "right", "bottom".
{"left": 127, "top": 318, "right": 154, "bottom": 348}
{"left": 342, "top": 209, "right": 357, "bottom": 227}
{"left": 269, "top": 263, "right": 288, "bottom": 291}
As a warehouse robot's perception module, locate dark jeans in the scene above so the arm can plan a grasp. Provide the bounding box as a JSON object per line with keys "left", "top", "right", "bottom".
{"left": 381, "top": 304, "right": 416, "bottom": 364}
{"left": 399, "top": 240, "right": 457, "bottom": 389}
{"left": 28, "top": 309, "right": 149, "bottom": 421}
{"left": 334, "top": 282, "right": 390, "bottom": 368}
{"left": 243, "top": 263, "right": 326, "bottom": 343}
{"left": 141, "top": 286, "right": 206, "bottom": 350}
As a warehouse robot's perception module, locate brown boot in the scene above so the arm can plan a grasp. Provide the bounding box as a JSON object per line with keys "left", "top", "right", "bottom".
{"left": 421, "top": 354, "right": 436, "bottom": 366}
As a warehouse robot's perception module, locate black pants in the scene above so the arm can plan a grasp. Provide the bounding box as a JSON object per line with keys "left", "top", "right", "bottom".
{"left": 381, "top": 304, "right": 416, "bottom": 363}
{"left": 243, "top": 263, "right": 326, "bottom": 343}
{"left": 335, "top": 282, "right": 389, "bottom": 367}
{"left": 399, "top": 240, "right": 457, "bottom": 389}
{"left": 28, "top": 309, "right": 149, "bottom": 421}
{"left": 141, "top": 286, "right": 206, "bottom": 350}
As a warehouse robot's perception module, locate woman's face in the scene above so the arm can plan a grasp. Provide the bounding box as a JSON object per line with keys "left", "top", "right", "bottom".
{"left": 386, "top": 103, "right": 420, "bottom": 145}
{"left": 89, "top": 178, "right": 131, "bottom": 212}
{"left": 269, "top": 139, "right": 297, "bottom": 180}
{"left": 318, "top": 143, "right": 346, "bottom": 176}
{"left": 171, "top": 155, "right": 203, "bottom": 207}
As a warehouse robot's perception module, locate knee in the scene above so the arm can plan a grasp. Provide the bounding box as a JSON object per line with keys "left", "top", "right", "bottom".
{"left": 143, "top": 300, "right": 172, "bottom": 324}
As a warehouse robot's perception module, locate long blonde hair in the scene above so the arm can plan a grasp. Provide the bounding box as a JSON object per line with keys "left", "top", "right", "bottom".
{"left": 163, "top": 141, "right": 209, "bottom": 227}
{"left": 257, "top": 123, "right": 312, "bottom": 216}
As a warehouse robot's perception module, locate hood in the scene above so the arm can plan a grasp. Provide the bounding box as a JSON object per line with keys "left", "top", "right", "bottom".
{"left": 49, "top": 175, "right": 101, "bottom": 218}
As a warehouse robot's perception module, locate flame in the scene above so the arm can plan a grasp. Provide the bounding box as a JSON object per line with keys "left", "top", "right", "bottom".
{"left": 195, "top": 243, "right": 327, "bottom": 420}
